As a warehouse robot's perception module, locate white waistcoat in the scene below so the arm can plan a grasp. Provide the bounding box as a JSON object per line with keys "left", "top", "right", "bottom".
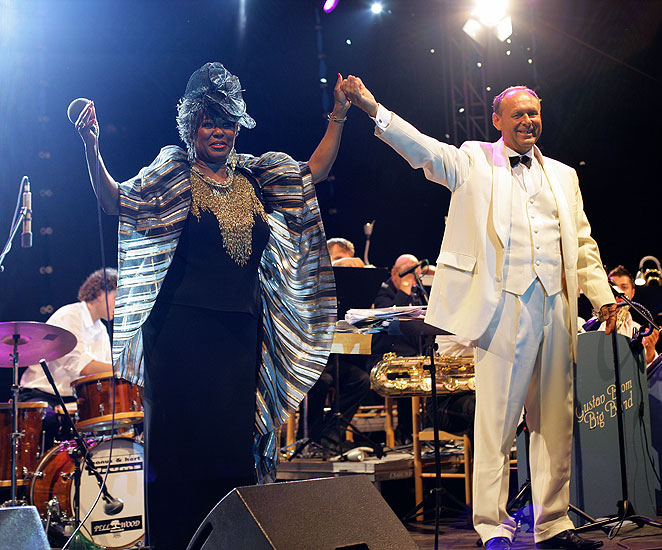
{"left": 503, "top": 176, "right": 562, "bottom": 296}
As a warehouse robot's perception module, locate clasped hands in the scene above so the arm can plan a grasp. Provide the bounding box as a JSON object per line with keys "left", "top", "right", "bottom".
{"left": 340, "top": 75, "right": 379, "bottom": 118}
{"left": 598, "top": 303, "right": 618, "bottom": 335}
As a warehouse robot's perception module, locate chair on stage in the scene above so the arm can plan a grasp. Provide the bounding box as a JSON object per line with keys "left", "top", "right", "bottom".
{"left": 345, "top": 397, "right": 396, "bottom": 449}
{"left": 411, "top": 395, "right": 473, "bottom": 520}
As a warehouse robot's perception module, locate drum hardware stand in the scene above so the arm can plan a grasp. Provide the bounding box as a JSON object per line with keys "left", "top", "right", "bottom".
{"left": 506, "top": 418, "right": 534, "bottom": 534}
{"left": 402, "top": 334, "right": 471, "bottom": 550}
{"left": 8, "top": 334, "right": 23, "bottom": 506}
{"left": 569, "top": 291, "right": 662, "bottom": 537}
{"left": 38, "top": 359, "right": 125, "bottom": 546}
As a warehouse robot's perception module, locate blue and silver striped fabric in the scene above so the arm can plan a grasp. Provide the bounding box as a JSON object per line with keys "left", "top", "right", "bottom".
{"left": 113, "top": 146, "right": 336, "bottom": 480}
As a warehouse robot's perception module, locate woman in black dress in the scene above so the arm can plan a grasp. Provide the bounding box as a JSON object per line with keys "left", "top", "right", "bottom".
{"left": 76, "top": 62, "right": 348, "bottom": 549}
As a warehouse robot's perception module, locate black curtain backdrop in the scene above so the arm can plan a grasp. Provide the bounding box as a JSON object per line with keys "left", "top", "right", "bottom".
{"left": 1, "top": 0, "right": 660, "bottom": 400}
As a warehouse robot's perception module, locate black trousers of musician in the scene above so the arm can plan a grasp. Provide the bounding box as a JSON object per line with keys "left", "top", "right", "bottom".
{"left": 142, "top": 301, "right": 258, "bottom": 550}
{"left": 299, "top": 355, "right": 371, "bottom": 450}
{"left": 425, "top": 391, "right": 475, "bottom": 445}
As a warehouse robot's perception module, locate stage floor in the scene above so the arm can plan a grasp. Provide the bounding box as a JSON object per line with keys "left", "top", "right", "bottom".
{"left": 279, "top": 452, "right": 662, "bottom": 550}
{"left": 407, "top": 518, "right": 662, "bottom": 549}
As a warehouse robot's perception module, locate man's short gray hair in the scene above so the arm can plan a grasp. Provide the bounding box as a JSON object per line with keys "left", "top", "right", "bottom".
{"left": 492, "top": 86, "right": 540, "bottom": 115}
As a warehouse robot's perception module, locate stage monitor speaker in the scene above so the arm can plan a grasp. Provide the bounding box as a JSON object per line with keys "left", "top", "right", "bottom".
{"left": 0, "top": 505, "right": 49, "bottom": 550}
{"left": 186, "top": 475, "right": 418, "bottom": 550}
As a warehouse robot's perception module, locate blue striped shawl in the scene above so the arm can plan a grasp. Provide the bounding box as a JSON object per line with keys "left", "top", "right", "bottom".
{"left": 113, "top": 145, "right": 336, "bottom": 480}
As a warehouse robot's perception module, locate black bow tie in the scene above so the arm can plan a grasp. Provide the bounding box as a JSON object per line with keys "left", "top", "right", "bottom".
{"left": 509, "top": 155, "right": 532, "bottom": 169}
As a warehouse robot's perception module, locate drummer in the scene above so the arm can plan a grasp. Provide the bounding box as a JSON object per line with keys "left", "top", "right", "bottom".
{"left": 19, "top": 268, "right": 116, "bottom": 448}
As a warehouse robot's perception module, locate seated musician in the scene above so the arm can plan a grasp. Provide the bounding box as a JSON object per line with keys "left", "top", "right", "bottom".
{"left": 597, "top": 265, "right": 659, "bottom": 365}
{"left": 371, "top": 253, "right": 475, "bottom": 444}
{"left": 370, "top": 254, "right": 429, "bottom": 444}
{"left": 19, "top": 268, "right": 116, "bottom": 447}
{"left": 327, "top": 237, "right": 365, "bottom": 267}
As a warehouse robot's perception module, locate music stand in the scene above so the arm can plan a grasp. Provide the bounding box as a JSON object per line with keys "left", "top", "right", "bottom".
{"left": 333, "top": 266, "right": 389, "bottom": 318}
{"left": 571, "top": 293, "right": 661, "bottom": 536}
{"left": 393, "top": 319, "right": 469, "bottom": 550}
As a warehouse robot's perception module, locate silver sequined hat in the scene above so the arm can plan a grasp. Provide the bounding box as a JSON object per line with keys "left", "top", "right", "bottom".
{"left": 183, "top": 62, "right": 256, "bottom": 129}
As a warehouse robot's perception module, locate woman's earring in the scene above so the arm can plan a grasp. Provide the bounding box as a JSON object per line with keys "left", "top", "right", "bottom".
{"left": 228, "top": 148, "right": 238, "bottom": 172}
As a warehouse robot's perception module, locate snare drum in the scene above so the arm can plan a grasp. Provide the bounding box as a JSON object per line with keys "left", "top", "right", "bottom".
{"left": 71, "top": 374, "right": 143, "bottom": 432}
{"left": 0, "top": 401, "right": 48, "bottom": 486}
{"left": 31, "top": 436, "right": 145, "bottom": 549}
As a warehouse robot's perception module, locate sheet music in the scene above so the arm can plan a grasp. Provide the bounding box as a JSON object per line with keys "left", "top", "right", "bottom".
{"left": 344, "top": 306, "right": 426, "bottom": 326}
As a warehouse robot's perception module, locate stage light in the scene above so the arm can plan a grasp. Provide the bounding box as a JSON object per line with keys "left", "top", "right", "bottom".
{"left": 320, "top": 77, "right": 328, "bottom": 84}
{"left": 462, "top": 18, "right": 483, "bottom": 43}
{"left": 494, "top": 16, "right": 512, "bottom": 42}
{"left": 323, "top": 0, "right": 339, "bottom": 13}
{"left": 370, "top": 2, "right": 383, "bottom": 15}
{"left": 463, "top": 0, "right": 512, "bottom": 45}
{"left": 473, "top": 0, "right": 507, "bottom": 28}
{"left": 346, "top": 38, "right": 352, "bottom": 45}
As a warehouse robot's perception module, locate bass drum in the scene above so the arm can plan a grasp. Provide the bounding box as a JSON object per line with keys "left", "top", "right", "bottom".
{"left": 31, "top": 436, "right": 144, "bottom": 549}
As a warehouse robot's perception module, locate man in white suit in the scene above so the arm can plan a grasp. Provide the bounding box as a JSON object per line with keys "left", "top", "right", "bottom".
{"left": 342, "top": 77, "right": 618, "bottom": 550}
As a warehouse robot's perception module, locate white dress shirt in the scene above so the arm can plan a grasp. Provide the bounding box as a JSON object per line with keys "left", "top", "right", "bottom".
{"left": 20, "top": 301, "right": 112, "bottom": 396}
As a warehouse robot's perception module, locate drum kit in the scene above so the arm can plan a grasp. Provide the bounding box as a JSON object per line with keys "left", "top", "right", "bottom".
{"left": 0, "top": 321, "right": 145, "bottom": 549}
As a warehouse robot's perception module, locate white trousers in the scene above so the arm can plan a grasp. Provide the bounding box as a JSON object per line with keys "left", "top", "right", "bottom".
{"left": 472, "top": 279, "right": 576, "bottom": 543}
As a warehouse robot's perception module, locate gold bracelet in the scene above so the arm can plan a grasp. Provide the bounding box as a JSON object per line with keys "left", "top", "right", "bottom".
{"left": 327, "top": 113, "right": 347, "bottom": 123}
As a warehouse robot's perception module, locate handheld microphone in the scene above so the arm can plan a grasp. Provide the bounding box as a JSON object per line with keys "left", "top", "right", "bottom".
{"left": 398, "top": 259, "right": 428, "bottom": 278}
{"left": 582, "top": 301, "right": 628, "bottom": 332}
{"left": 67, "top": 97, "right": 92, "bottom": 124}
{"left": 21, "top": 176, "right": 32, "bottom": 248}
{"left": 610, "top": 283, "right": 625, "bottom": 297}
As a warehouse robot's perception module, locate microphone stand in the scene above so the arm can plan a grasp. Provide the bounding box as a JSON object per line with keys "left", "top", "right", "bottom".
{"left": 38, "top": 361, "right": 123, "bottom": 532}
{"left": 412, "top": 272, "right": 429, "bottom": 305}
{"left": 363, "top": 220, "right": 375, "bottom": 266}
{"left": 0, "top": 208, "right": 28, "bottom": 273}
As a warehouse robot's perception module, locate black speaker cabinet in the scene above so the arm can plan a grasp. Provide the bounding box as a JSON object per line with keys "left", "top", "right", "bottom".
{"left": 0, "top": 505, "right": 49, "bottom": 550}
{"left": 186, "top": 475, "right": 418, "bottom": 550}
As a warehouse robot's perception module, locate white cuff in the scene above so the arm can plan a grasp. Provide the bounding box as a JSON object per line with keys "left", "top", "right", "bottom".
{"left": 371, "top": 104, "right": 393, "bottom": 130}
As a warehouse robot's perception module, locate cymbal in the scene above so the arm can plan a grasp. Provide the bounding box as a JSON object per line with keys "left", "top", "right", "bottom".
{"left": 0, "top": 321, "right": 77, "bottom": 368}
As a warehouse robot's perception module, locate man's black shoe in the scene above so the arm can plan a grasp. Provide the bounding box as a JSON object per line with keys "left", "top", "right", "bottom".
{"left": 485, "top": 537, "right": 512, "bottom": 550}
{"left": 536, "top": 530, "right": 603, "bottom": 549}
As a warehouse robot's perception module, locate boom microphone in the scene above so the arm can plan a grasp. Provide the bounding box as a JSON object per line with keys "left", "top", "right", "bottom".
{"left": 67, "top": 97, "right": 91, "bottom": 124}
{"left": 398, "top": 259, "right": 429, "bottom": 278}
{"left": 21, "top": 176, "right": 32, "bottom": 248}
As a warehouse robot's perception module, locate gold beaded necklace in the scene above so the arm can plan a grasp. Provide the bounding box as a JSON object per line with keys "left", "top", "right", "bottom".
{"left": 189, "top": 161, "right": 267, "bottom": 267}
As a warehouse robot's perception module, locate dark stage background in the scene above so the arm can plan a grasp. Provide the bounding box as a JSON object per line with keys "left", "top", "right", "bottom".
{"left": 1, "top": 0, "right": 660, "bottom": 399}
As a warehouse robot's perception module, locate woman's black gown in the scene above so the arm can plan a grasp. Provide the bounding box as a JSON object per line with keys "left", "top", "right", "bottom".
{"left": 141, "top": 177, "right": 270, "bottom": 550}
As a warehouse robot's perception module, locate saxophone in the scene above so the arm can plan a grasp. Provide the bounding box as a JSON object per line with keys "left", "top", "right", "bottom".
{"left": 370, "top": 352, "right": 475, "bottom": 397}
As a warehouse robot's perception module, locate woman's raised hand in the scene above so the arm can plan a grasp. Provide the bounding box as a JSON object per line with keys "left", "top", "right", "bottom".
{"left": 332, "top": 73, "right": 351, "bottom": 118}
{"left": 75, "top": 101, "right": 100, "bottom": 148}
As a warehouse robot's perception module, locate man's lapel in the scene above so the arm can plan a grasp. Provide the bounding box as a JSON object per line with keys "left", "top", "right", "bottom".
{"left": 491, "top": 138, "right": 512, "bottom": 248}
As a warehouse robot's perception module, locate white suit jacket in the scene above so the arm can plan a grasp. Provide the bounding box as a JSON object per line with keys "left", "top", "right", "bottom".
{"left": 377, "top": 113, "right": 614, "bottom": 359}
